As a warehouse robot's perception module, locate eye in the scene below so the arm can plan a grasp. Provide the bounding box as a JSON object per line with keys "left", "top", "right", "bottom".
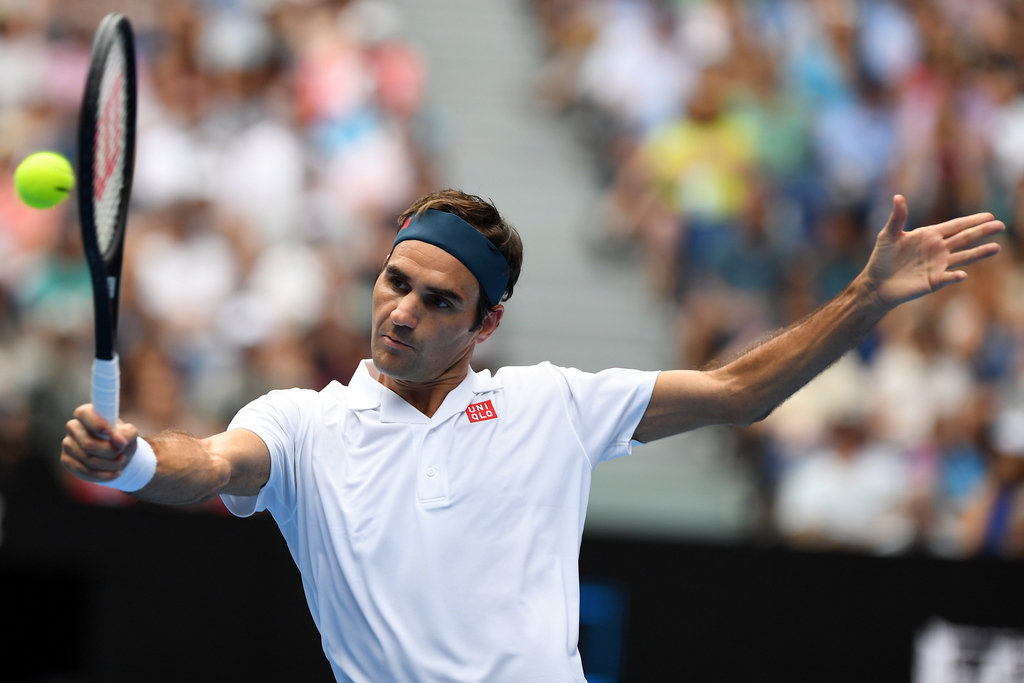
{"left": 389, "top": 276, "right": 409, "bottom": 291}
{"left": 429, "top": 296, "right": 451, "bottom": 309}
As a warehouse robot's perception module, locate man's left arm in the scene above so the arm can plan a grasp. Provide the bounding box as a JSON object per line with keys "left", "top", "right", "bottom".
{"left": 633, "top": 195, "right": 1005, "bottom": 443}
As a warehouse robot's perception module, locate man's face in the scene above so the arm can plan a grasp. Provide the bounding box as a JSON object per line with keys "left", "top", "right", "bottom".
{"left": 370, "top": 240, "right": 501, "bottom": 385}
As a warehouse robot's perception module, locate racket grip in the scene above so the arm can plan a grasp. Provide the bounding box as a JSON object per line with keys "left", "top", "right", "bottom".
{"left": 91, "top": 354, "right": 120, "bottom": 428}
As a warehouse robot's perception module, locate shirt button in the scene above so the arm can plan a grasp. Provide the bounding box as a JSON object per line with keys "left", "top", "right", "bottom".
{"left": 426, "top": 467, "right": 437, "bottom": 477}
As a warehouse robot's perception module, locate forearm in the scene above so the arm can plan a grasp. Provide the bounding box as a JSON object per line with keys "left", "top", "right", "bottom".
{"left": 636, "top": 275, "right": 890, "bottom": 441}
{"left": 128, "top": 430, "right": 231, "bottom": 505}
{"left": 714, "top": 274, "right": 889, "bottom": 424}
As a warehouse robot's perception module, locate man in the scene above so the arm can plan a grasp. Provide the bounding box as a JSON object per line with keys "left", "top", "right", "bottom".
{"left": 62, "top": 188, "right": 1003, "bottom": 681}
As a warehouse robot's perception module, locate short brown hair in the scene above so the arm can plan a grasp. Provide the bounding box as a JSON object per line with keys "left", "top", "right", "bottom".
{"left": 397, "top": 189, "right": 524, "bottom": 326}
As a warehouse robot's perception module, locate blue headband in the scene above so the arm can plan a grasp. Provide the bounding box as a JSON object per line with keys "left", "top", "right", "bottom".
{"left": 393, "top": 209, "right": 510, "bottom": 306}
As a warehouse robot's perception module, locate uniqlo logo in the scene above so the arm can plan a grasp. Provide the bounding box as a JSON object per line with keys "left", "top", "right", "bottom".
{"left": 465, "top": 400, "right": 497, "bottom": 423}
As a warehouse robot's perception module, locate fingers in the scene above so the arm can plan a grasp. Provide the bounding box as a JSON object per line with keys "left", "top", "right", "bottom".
{"left": 934, "top": 270, "right": 969, "bottom": 291}
{"left": 941, "top": 218, "right": 1004, "bottom": 273}
{"left": 72, "top": 403, "right": 138, "bottom": 447}
{"left": 65, "top": 415, "right": 120, "bottom": 456}
{"left": 883, "top": 195, "right": 909, "bottom": 238}
{"left": 62, "top": 404, "right": 139, "bottom": 482}
{"left": 61, "top": 429, "right": 126, "bottom": 482}
{"left": 935, "top": 212, "right": 1000, "bottom": 239}
{"left": 61, "top": 437, "right": 125, "bottom": 482}
{"left": 947, "top": 241, "right": 1002, "bottom": 270}
{"left": 935, "top": 225, "right": 1003, "bottom": 288}
{"left": 944, "top": 219, "right": 1006, "bottom": 251}
{"left": 73, "top": 403, "right": 113, "bottom": 439}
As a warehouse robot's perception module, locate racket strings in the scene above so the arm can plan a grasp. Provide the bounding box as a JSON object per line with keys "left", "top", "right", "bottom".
{"left": 93, "top": 40, "right": 128, "bottom": 259}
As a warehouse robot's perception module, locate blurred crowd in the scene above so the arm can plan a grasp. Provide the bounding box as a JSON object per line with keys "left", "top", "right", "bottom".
{"left": 0, "top": 0, "right": 439, "bottom": 508}
{"left": 2, "top": 0, "right": 1024, "bottom": 561}
{"left": 531, "top": 0, "right": 1024, "bottom": 558}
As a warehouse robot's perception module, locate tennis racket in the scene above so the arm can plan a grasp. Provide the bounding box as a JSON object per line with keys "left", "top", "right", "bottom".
{"left": 76, "top": 13, "right": 137, "bottom": 428}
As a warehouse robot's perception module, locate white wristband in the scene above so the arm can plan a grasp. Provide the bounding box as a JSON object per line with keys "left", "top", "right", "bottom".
{"left": 96, "top": 437, "right": 158, "bottom": 492}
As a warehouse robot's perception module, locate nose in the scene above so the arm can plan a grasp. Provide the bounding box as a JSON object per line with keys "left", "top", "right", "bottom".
{"left": 390, "top": 293, "right": 419, "bottom": 328}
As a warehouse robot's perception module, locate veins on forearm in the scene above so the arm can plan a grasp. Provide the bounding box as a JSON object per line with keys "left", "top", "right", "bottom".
{"left": 715, "top": 280, "right": 886, "bottom": 421}
{"left": 137, "top": 430, "right": 229, "bottom": 505}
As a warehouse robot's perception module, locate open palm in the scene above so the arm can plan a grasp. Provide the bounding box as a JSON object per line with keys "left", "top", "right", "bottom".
{"left": 864, "top": 195, "right": 1005, "bottom": 309}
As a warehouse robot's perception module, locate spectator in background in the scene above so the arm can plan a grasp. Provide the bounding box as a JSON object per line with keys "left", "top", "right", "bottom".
{"left": 775, "top": 406, "right": 915, "bottom": 554}
{"left": 811, "top": 67, "right": 895, "bottom": 219}
{"left": 674, "top": 185, "right": 788, "bottom": 370}
{"left": 611, "top": 64, "right": 757, "bottom": 298}
{"left": 920, "top": 399, "right": 989, "bottom": 556}
{"left": 959, "top": 408, "right": 1024, "bottom": 558}
{"left": 575, "top": 0, "right": 696, "bottom": 142}
{"left": 730, "top": 41, "right": 819, "bottom": 254}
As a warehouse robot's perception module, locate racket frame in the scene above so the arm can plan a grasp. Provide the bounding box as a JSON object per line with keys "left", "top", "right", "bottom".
{"left": 76, "top": 13, "right": 137, "bottom": 425}
{"left": 77, "top": 13, "right": 137, "bottom": 360}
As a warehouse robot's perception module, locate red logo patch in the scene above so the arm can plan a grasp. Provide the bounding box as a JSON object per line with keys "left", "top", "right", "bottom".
{"left": 465, "top": 400, "right": 497, "bottom": 423}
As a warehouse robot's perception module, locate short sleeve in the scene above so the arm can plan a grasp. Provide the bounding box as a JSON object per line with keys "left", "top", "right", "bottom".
{"left": 220, "top": 388, "right": 311, "bottom": 519}
{"left": 549, "top": 365, "right": 659, "bottom": 465}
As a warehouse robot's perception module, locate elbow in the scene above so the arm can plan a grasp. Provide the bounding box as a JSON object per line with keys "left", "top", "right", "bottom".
{"left": 728, "top": 412, "right": 758, "bottom": 429}
{"left": 173, "top": 490, "right": 222, "bottom": 507}
{"left": 717, "top": 372, "right": 781, "bottom": 428}
{"left": 713, "top": 380, "right": 775, "bottom": 428}
{"left": 733, "top": 406, "right": 775, "bottom": 428}
{"left": 723, "top": 392, "right": 780, "bottom": 428}
{"left": 205, "top": 456, "right": 234, "bottom": 501}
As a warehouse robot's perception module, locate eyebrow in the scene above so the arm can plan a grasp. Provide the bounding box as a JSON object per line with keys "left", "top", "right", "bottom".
{"left": 384, "top": 264, "right": 466, "bottom": 306}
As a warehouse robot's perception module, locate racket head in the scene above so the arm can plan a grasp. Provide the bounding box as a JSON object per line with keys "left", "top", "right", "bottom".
{"left": 77, "top": 13, "right": 137, "bottom": 361}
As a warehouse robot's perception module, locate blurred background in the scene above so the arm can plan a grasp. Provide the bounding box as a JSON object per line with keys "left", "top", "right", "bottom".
{"left": 2, "top": 0, "right": 1024, "bottom": 681}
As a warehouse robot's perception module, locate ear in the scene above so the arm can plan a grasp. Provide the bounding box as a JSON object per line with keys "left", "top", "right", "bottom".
{"left": 475, "top": 305, "right": 504, "bottom": 344}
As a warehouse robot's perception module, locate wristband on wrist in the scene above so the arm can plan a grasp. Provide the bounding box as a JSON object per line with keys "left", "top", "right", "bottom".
{"left": 97, "top": 437, "right": 158, "bottom": 492}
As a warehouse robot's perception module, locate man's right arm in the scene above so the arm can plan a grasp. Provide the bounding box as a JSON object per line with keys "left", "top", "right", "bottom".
{"left": 61, "top": 404, "right": 270, "bottom": 506}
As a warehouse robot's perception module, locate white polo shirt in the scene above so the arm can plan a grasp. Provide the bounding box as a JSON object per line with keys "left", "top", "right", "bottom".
{"left": 223, "top": 359, "right": 658, "bottom": 683}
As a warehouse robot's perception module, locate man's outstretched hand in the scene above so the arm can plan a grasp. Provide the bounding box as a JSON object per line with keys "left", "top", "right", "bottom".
{"left": 862, "top": 195, "right": 1005, "bottom": 310}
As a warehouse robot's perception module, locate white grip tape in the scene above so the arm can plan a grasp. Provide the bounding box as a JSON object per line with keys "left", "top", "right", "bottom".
{"left": 96, "top": 437, "right": 158, "bottom": 493}
{"left": 91, "top": 354, "right": 120, "bottom": 428}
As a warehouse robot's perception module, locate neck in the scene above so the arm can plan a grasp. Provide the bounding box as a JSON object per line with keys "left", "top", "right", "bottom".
{"left": 378, "top": 367, "right": 470, "bottom": 418}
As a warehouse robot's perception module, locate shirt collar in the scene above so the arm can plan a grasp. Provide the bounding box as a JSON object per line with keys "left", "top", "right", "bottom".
{"left": 346, "top": 359, "right": 502, "bottom": 423}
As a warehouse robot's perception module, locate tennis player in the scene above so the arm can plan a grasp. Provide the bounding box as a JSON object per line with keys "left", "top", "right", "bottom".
{"left": 62, "top": 189, "right": 1003, "bottom": 682}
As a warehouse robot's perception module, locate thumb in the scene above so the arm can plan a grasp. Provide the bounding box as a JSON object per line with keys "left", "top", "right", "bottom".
{"left": 883, "top": 194, "right": 909, "bottom": 239}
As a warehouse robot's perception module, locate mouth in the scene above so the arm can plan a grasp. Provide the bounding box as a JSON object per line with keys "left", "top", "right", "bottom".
{"left": 380, "top": 332, "right": 413, "bottom": 350}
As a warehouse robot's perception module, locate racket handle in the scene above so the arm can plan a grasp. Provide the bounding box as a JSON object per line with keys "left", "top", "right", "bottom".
{"left": 91, "top": 354, "right": 120, "bottom": 428}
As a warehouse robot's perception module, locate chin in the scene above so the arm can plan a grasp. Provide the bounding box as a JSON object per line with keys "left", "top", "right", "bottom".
{"left": 371, "top": 347, "right": 410, "bottom": 379}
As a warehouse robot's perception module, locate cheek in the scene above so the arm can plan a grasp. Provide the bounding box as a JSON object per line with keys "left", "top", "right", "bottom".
{"left": 370, "top": 286, "right": 394, "bottom": 321}
{"left": 437, "top": 324, "right": 479, "bottom": 353}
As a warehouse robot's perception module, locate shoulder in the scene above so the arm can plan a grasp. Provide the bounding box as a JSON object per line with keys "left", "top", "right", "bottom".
{"left": 492, "top": 361, "right": 557, "bottom": 381}
{"left": 263, "top": 380, "right": 355, "bottom": 401}
{"left": 250, "top": 385, "right": 332, "bottom": 410}
{"left": 491, "top": 362, "right": 571, "bottom": 391}
{"left": 234, "top": 382, "right": 350, "bottom": 425}
{"left": 493, "top": 362, "right": 657, "bottom": 396}
{"left": 494, "top": 361, "right": 654, "bottom": 379}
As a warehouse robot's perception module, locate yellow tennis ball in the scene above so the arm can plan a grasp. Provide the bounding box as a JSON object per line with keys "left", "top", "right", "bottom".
{"left": 14, "top": 152, "right": 75, "bottom": 209}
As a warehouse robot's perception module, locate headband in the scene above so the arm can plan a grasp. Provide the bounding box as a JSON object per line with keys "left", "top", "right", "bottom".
{"left": 393, "top": 209, "right": 510, "bottom": 306}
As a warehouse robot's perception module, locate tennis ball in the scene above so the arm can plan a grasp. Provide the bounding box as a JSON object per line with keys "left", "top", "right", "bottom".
{"left": 14, "top": 151, "right": 75, "bottom": 209}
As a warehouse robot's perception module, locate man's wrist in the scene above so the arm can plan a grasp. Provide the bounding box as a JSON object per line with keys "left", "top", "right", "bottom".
{"left": 850, "top": 273, "right": 894, "bottom": 319}
{"left": 96, "top": 437, "right": 157, "bottom": 492}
